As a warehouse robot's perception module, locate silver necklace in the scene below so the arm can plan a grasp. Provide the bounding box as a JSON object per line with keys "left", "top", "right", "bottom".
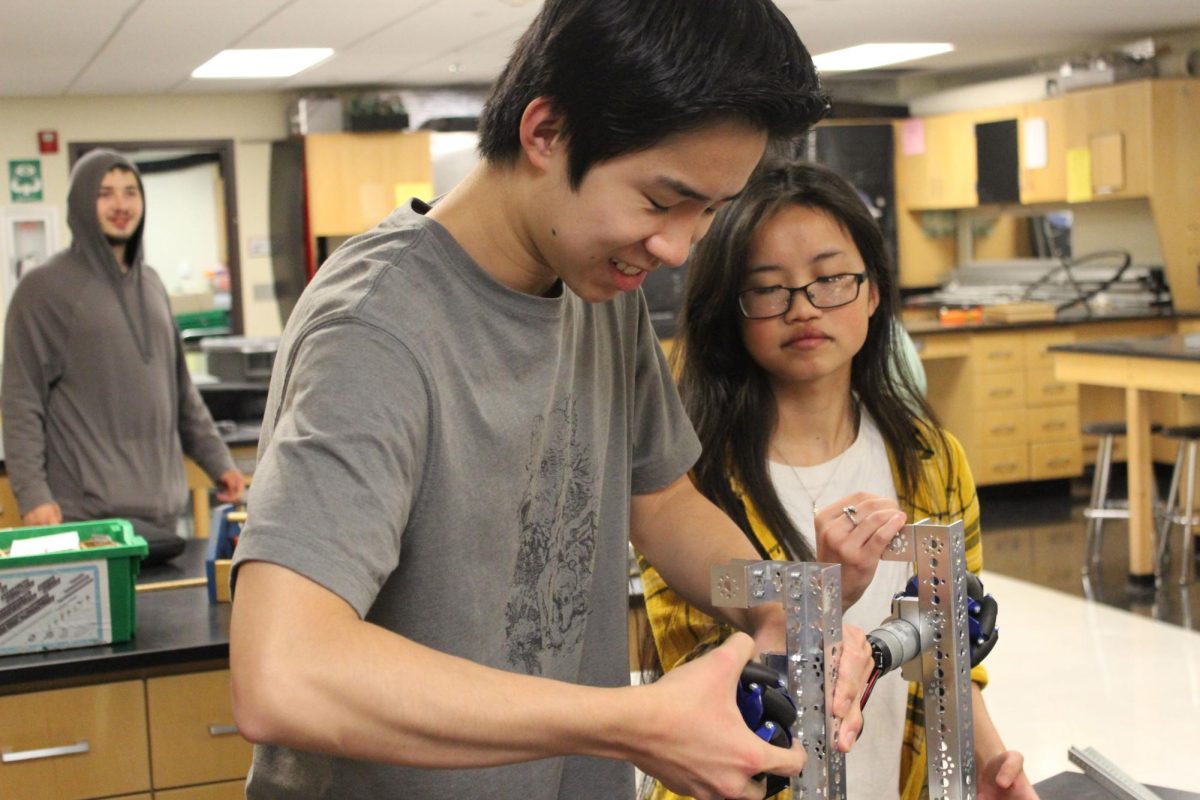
{"left": 773, "top": 407, "right": 858, "bottom": 515}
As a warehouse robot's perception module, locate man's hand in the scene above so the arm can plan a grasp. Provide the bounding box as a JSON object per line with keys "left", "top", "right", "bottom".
{"left": 633, "top": 633, "right": 807, "bottom": 800}
{"left": 978, "top": 750, "right": 1038, "bottom": 799}
{"left": 815, "top": 492, "right": 907, "bottom": 606}
{"left": 23, "top": 501, "right": 62, "bottom": 527}
{"left": 215, "top": 469, "right": 247, "bottom": 503}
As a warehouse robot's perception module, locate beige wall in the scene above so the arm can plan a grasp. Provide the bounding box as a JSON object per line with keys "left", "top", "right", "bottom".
{"left": 0, "top": 92, "right": 291, "bottom": 340}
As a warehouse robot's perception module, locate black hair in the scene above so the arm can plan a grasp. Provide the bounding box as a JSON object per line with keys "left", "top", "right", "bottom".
{"left": 477, "top": 0, "right": 828, "bottom": 188}
{"left": 675, "top": 159, "right": 945, "bottom": 561}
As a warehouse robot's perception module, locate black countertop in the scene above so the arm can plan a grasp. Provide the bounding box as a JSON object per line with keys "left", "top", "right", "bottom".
{"left": 0, "top": 540, "right": 230, "bottom": 691}
{"left": 905, "top": 309, "right": 1195, "bottom": 336}
{"left": 1048, "top": 333, "right": 1200, "bottom": 363}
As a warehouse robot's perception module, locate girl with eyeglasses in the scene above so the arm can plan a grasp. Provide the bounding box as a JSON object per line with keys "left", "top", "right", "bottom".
{"left": 638, "top": 160, "right": 1036, "bottom": 800}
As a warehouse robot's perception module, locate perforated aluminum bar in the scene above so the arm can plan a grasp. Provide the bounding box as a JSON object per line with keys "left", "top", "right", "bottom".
{"left": 880, "top": 519, "right": 976, "bottom": 800}
{"left": 712, "top": 559, "right": 845, "bottom": 799}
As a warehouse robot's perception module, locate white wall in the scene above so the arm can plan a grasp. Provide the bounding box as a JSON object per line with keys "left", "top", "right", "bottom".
{"left": 0, "top": 92, "right": 291, "bottom": 341}
{"left": 140, "top": 162, "right": 222, "bottom": 296}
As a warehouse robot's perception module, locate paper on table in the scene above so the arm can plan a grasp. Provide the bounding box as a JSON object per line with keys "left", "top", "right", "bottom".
{"left": 9, "top": 531, "right": 80, "bottom": 557}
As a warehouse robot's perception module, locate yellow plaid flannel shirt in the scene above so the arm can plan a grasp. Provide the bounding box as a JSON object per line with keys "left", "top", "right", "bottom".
{"left": 636, "top": 429, "right": 986, "bottom": 800}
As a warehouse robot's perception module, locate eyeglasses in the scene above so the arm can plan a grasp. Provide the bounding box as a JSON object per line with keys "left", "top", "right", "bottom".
{"left": 737, "top": 273, "right": 867, "bottom": 319}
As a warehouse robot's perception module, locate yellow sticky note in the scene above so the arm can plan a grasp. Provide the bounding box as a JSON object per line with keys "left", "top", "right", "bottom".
{"left": 395, "top": 182, "right": 434, "bottom": 206}
{"left": 1066, "top": 147, "right": 1092, "bottom": 203}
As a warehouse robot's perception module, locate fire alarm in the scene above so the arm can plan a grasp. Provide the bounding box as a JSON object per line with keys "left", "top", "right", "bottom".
{"left": 37, "top": 130, "right": 59, "bottom": 155}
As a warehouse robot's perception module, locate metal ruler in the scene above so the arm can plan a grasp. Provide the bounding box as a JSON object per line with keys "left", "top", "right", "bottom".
{"left": 1068, "top": 746, "right": 1164, "bottom": 800}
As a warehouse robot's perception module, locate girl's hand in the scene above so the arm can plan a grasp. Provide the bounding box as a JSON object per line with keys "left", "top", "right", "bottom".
{"left": 815, "top": 492, "right": 907, "bottom": 606}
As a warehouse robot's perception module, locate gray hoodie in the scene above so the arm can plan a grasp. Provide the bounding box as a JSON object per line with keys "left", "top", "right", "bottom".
{"left": 2, "top": 148, "right": 235, "bottom": 529}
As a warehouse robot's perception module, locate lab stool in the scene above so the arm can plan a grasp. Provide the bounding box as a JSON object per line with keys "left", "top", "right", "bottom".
{"left": 1082, "top": 421, "right": 1162, "bottom": 573}
{"left": 1155, "top": 425, "right": 1200, "bottom": 585}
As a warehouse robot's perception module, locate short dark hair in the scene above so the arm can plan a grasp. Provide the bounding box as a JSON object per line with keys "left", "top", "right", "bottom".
{"left": 676, "top": 160, "right": 944, "bottom": 560}
{"left": 478, "top": 0, "right": 828, "bottom": 188}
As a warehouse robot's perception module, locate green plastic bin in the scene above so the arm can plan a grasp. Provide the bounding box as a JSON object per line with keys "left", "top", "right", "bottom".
{"left": 0, "top": 519, "right": 148, "bottom": 656}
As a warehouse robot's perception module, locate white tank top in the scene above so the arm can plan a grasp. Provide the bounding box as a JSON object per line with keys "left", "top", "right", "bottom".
{"left": 768, "top": 410, "right": 910, "bottom": 800}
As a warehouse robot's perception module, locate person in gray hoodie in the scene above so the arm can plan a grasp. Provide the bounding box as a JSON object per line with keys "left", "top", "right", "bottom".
{"left": 2, "top": 148, "right": 245, "bottom": 556}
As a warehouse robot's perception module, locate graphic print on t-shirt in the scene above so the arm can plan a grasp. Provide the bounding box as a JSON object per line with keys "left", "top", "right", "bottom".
{"left": 505, "top": 396, "right": 598, "bottom": 674}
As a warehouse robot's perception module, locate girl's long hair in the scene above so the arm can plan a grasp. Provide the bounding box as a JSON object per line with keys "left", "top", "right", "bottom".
{"left": 674, "top": 159, "right": 946, "bottom": 561}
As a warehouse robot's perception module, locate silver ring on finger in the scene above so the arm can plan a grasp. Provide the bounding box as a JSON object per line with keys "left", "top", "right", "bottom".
{"left": 842, "top": 505, "right": 858, "bottom": 526}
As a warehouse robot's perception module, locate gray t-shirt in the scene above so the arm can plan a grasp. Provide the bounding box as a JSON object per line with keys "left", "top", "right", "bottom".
{"left": 233, "top": 200, "right": 700, "bottom": 799}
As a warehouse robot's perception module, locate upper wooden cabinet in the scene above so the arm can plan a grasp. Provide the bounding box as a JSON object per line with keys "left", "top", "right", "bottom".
{"left": 1063, "top": 80, "right": 1153, "bottom": 200}
{"left": 304, "top": 131, "right": 433, "bottom": 237}
{"left": 894, "top": 111, "right": 978, "bottom": 210}
{"left": 1018, "top": 95, "right": 1068, "bottom": 204}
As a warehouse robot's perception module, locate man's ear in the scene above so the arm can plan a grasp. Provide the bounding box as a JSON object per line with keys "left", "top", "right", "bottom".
{"left": 518, "top": 96, "right": 566, "bottom": 174}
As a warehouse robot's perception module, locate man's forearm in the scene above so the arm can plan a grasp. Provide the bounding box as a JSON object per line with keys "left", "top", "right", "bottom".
{"left": 630, "top": 474, "right": 780, "bottom": 638}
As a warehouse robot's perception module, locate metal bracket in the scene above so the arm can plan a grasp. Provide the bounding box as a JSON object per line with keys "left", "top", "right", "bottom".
{"left": 881, "top": 519, "right": 977, "bottom": 800}
{"left": 712, "top": 559, "right": 845, "bottom": 799}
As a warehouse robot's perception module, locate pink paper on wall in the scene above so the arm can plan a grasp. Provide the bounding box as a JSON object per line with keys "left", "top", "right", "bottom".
{"left": 900, "top": 119, "right": 925, "bottom": 156}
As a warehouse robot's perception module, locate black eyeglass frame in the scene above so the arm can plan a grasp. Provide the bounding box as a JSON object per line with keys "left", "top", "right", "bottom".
{"left": 737, "top": 273, "right": 868, "bottom": 319}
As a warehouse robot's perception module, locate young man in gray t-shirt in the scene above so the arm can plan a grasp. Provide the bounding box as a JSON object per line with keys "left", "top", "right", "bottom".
{"left": 229, "top": 2, "right": 870, "bottom": 798}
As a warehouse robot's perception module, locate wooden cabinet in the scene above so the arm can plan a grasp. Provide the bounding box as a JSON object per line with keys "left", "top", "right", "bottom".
{"left": 894, "top": 112, "right": 979, "bottom": 210}
{"left": 0, "top": 671, "right": 248, "bottom": 800}
{"left": 305, "top": 131, "right": 433, "bottom": 237}
{"left": 1019, "top": 95, "right": 1069, "bottom": 204}
{"left": 155, "top": 781, "right": 247, "bottom": 799}
{"left": 147, "top": 671, "right": 252, "bottom": 791}
{"left": 892, "top": 80, "right": 1200, "bottom": 310}
{"left": 919, "top": 327, "right": 1082, "bottom": 486}
{"left": 1063, "top": 80, "right": 1152, "bottom": 200}
{"left": 0, "top": 681, "right": 151, "bottom": 800}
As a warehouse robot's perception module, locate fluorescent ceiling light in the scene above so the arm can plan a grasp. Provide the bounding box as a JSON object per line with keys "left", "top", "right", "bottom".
{"left": 192, "top": 48, "right": 333, "bottom": 79}
{"left": 813, "top": 43, "right": 954, "bottom": 72}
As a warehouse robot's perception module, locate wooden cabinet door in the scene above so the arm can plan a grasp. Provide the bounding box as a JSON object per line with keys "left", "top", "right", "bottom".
{"left": 154, "top": 779, "right": 246, "bottom": 799}
{"left": 897, "top": 113, "right": 979, "bottom": 209}
{"left": 1064, "top": 82, "right": 1152, "bottom": 199}
{"left": 0, "top": 681, "right": 150, "bottom": 800}
{"left": 305, "top": 131, "right": 433, "bottom": 237}
{"left": 1019, "top": 96, "right": 1069, "bottom": 204}
{"left": 147, "top": 671, "right": 252, "bottom": 790}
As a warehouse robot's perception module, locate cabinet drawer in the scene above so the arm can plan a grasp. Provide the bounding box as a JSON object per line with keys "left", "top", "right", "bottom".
{"left": 975, "top": 370, "right": 1027, "bottom": 410}
{"left": 1024, "top": 331, "right": 1076, "bottom": 369}
{"left": 1026, "top": 367, "right": 1079, "bottom": 407}
{"left": 975, "top": 445, "right": 1029, "bottom": 484}
{"left": 977, "top": 408, "right": 1028, "bottom": 447}
{"left": 1028, "top": 404, "right": 1080, "bottom": 442}
{"left": 147, "top": 671, "right": 252, "bottom": 790}
{"left": 1030, "top": 440, "right": 1083, "bottom": 480}
{"left": 970, "top": 334, "right": 1026, "bottom": 371}
{"left": 0, "top": 681, "right": 150, "bottom": 800}
{"left": 154, "top": 779, "right": 247, "bottom": 799}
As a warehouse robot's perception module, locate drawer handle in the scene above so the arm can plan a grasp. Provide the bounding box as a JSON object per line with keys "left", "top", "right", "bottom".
{"left": 988, "top": 389, "right": 1014, "bottom": 398}
{"left": 1, "top": 740, "right": 90, "bottom": 763}
{"left": 1042, "top": 421, "right": 1066, "bottom": 431}
{"left": 990, "top": 425, "right": 1017, "bottom": 435}
{"left": 1046, "top": 458, "right": 1073, "bottom": 467}
{"left": 1042, "top": 385, "right": 1066, "bottom": 394}
{"left": 994, "top": 463, "right": 1018, "bottom": 472}
{"left": 987, "top": 352, "right": 1016, "bottom": 360}
{"left": 208, "top": 724, "right": 240, "bottom": 737}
